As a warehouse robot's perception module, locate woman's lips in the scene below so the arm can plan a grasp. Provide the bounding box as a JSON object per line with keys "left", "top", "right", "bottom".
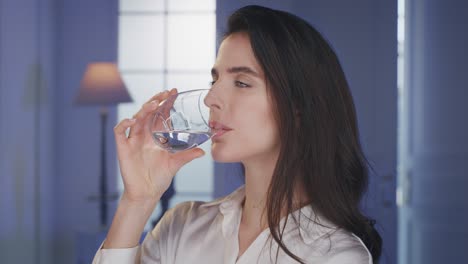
{"left": 212, "top": 128, "right": 231, "bottom": 139}
{"left": 209, "top": 121, "right": 232, "bottom": 139}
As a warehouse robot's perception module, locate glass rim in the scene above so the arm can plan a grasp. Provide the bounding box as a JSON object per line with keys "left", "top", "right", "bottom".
{"left": 158, "top": 88, "right": 210, "bottom": 105}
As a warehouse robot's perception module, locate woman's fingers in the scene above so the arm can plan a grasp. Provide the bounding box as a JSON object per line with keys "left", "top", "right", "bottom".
{"left": 139, "top": 88, "right": 177, "bottom": 110}
{"left": 144, "top": 90, "right": 167, "bottom": 105}
{"left": 132, "top": 89, "right": 171, "bottom": 122}
{"left": 114, "top": 118, "right": 136, "bottom": 144}
{"left": 130, "top": 89, "right": 179, "bottom": 135}
{"left": 130, "top": 100, "right": 160, "bottom": 136}
{"left": 129, "top": 89, "right": 173, "bottom": 136}
{"left": 144, "top": 88, "right": 177, "bottom": 105}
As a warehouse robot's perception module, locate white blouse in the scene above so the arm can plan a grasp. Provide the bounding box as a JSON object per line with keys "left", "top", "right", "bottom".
{"left": 92, "top": 186, "right": 372, "bottom": 264}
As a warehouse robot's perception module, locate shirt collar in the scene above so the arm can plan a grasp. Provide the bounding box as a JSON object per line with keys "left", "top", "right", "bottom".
{"left": 201, "top": 185, "right": 337, "bottom": 244}
{"left": 201, "top": 186, "right": 246, "bottom": 238}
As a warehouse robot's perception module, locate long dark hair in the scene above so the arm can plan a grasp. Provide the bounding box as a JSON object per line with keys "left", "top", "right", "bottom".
{"left": 225, "top": 5, "right": 382, "bottom": 263}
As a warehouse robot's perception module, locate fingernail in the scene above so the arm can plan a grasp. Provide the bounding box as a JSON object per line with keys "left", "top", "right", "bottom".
{"left": 151, "top": 100, "right": 159, "bottom": 105}
{"left": 129, "top": 118, "right": 136, "bottom": 122}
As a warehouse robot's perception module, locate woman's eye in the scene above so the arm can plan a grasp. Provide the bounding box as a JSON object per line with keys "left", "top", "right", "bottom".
{"left": 235, "top": 81, "right": 249, "bottom": 88}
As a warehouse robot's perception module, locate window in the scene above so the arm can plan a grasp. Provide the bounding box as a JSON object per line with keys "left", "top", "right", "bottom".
{"left": 118, "top": 0, "right": 216, "bottom": 230}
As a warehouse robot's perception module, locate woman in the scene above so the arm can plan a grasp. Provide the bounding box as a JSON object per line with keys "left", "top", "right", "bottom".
{"left": 93, "top": 5, "right": 382, "bottom": 264}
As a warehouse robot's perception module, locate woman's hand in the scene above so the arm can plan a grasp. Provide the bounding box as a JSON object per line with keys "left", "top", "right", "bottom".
{"left": 113, "top": 88, "right": 205, "bottom": 204}
{"left": 103, "top": 88, "right": 206, "bottom": 249}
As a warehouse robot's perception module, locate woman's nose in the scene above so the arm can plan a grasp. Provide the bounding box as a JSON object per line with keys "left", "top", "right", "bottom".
{"left": 204, "top": 88, "right": 222, "bottom": 110}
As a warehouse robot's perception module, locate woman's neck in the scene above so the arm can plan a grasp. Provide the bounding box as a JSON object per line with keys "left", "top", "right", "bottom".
{"left": 241, "top": 153, "right": 278, "bottom": 230}
{"left": 240, "top": 153, "right": 310, "bottom": 231}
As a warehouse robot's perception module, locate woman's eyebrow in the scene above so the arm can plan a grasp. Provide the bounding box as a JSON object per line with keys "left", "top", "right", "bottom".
{"left": 211, "top": 66, "right": 260, "bottom": 78}
{"left": 227, "top": 66, "right": 260, "bottom": 77}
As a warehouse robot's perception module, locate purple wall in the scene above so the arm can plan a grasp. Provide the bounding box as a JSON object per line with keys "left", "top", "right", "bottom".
{"left": 399, "top": 0, "right": 468, "bottom": 263}
{"left": 0, "top": 0, "right": 55, "bottom": 263}
{"left": 0, "top": 0, "right": 118, "bottom": 263}
{"left": 54, "top": 0, "right": 119, "bottom": 263}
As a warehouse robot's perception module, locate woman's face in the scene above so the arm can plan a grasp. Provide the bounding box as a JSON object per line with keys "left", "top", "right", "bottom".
{"left": 205, "top": 32, "right": 280, "bottom": 163}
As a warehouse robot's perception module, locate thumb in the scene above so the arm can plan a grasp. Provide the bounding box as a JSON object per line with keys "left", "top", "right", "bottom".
{"left": 171, "top": 148, "right": 206, "bottom": 168}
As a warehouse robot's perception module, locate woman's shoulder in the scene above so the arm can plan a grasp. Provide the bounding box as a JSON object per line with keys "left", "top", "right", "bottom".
{"left": 319, "top": 230, "right": 373, "bottom": 264}
{"left": 296, "top": 209, "right": 372, "bottom": 263}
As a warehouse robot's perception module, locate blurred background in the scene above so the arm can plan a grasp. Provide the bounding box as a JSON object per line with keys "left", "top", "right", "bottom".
{"left": 0, "top": 0, "right": 466, "bottom": 263}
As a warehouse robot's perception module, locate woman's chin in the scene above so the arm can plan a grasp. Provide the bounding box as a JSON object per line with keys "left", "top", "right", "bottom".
{"left": 210, "top": 143, "right": 241, "bottom": 163}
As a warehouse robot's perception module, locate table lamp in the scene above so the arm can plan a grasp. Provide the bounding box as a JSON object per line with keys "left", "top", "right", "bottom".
{"left": 75, "top": 62, "right": 132, "bottom": 228}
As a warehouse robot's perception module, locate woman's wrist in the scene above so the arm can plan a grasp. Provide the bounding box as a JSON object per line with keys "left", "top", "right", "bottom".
{"left": 103, "top": 195, "right": 160, "bottom": 249}
{"left": 120, "top": 191, "right": 161, "bottom": 209}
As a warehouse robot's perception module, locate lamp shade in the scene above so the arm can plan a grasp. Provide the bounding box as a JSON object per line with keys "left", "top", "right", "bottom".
{"left": 75, "top": 62, "right": 132, "bottom": 105}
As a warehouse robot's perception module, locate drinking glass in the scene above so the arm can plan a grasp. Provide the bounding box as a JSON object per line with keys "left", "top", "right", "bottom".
{"left": 150, "top": 89, "right": 212, "bottom": 153}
